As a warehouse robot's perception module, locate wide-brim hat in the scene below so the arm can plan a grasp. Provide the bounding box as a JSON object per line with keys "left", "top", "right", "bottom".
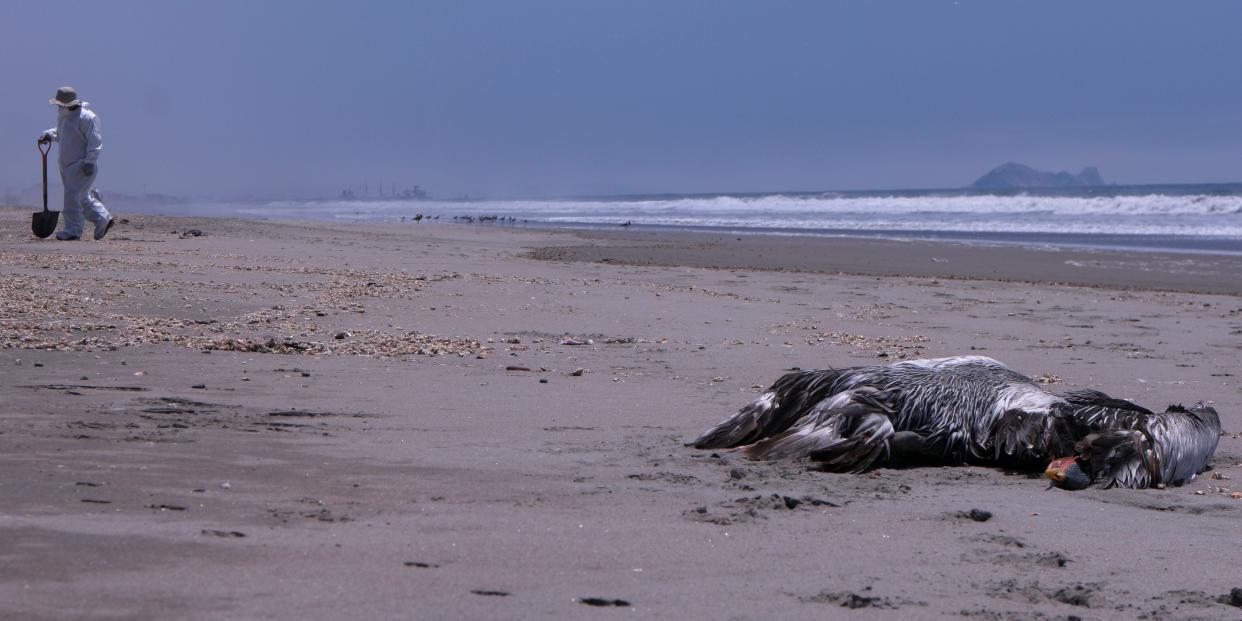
{"left": 50, "top": 86, "right": 81, "bottom": 107}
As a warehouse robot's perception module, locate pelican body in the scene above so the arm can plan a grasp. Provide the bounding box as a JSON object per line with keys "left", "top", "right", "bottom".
{"left": 691, "top": 356, "right": 1220, "bottom": 490}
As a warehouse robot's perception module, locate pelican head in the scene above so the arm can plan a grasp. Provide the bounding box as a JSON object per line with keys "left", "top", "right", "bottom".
{"left": 1045, "top": 456, "right": 1092, "bottom": 490}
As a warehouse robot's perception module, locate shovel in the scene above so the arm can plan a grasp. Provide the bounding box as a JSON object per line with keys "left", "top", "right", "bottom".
{"left": 32, "top": 139, "right": 58, "bottom": 238}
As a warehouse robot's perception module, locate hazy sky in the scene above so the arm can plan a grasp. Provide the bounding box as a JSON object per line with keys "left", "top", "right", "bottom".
{"left": 2, "top": 1, "right": 1240, "bottom": 199}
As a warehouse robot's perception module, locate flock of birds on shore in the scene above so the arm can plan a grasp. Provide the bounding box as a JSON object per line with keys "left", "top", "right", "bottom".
{"left": 692, "top": 356, "right": 1221, "bottom": 490}
{"left": 397, "top": 214, "right": 527, "bottom": 223}
{"left": 397, "top": 214, "right": 634, "bottom": 226}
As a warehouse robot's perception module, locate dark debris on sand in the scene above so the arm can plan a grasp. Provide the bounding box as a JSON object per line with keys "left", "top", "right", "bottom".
{"left": 1221, "top": 587, "right": 1242, "bottom": 607}
{"left": 577, "top": 597, "right": 631, "bottom": 607}
{"left": 986, "top": 579, "right": 1105, "bottom": 609}
{"left": 956, "top": 508, "right": 993, "bottom": 522}
{"left": 797, "top": 585, "right": 923, "bottom": 610}
{"left": 685, "top": 493, "right": 839, "bottom": 525}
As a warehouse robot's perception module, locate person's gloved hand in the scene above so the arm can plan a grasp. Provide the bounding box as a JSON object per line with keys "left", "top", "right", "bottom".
{"left": 37, "top": 133, "right": 51, "bottom": 144}
{"left": 82, "top": 162, "right": 95, "bottom": 176}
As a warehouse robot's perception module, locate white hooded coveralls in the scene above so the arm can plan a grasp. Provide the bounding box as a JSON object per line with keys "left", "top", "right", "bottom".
{"left": 43, "top": 104, "right": 110, "bottom": 237}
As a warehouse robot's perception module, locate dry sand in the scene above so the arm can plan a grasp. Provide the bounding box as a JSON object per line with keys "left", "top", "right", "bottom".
{"left": 1, "top": 208, "right": 1240, "bottom": 620}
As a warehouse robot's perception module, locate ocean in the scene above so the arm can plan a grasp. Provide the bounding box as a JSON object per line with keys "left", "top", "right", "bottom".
{"left": 195, "top": 184, "right": 1242, "bottom": 255}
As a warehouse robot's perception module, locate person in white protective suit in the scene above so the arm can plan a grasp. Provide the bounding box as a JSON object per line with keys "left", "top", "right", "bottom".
{"left": 38, "top": 86, "right": 114, "bottom": 241}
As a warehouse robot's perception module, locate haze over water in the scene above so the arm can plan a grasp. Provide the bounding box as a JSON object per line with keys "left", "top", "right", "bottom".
{"left": 4, "top": 2, "right": 1242, "bottom": 201}
{"left": 3, "top": 1, "right": 1241, "bottom": 254}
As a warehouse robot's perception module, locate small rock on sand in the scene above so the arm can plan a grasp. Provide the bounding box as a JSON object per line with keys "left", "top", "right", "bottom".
{"left": 1224, "top": 588, "right": 1242, "bottom": 607}
{"left": 962, "top": 509, "right": 993, "bottom": 522}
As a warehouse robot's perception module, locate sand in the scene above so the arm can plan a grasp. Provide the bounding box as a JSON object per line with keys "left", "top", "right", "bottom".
{"left": 1, "top": 209, "right": 1240, "bottom": 620}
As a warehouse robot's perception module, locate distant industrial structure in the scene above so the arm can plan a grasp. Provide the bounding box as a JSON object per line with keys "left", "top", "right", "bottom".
{"left": 339, "top": 182, "right": 429, "bottom": 201}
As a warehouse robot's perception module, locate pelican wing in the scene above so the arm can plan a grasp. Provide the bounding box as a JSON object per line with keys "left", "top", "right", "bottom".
{"left": 1074, "top": 429, "right": 1154, "bottom": 488}
{"left": 690, "top": 367, "right": 850, "bottom": 449}
{"left": 990, "top": 408, "right": 1079, "bottom": 466}
{"left": 1058, "top": 388, "right": 1153, "bottom": 431}
{"left": 808, "top": 411, "right": 895, "bottom": 473}
{"left": 739, "top": 388, "right": 897, "bottom": 472}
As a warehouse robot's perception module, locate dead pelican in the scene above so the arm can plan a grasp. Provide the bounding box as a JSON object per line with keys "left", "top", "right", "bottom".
{"left": 690, "top": 356, "right": 1219, "bottom": 489}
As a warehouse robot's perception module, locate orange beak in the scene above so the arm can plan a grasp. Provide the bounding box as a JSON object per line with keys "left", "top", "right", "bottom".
{"left": 1044, "top": 456, "right": 1077, "bottom": 482}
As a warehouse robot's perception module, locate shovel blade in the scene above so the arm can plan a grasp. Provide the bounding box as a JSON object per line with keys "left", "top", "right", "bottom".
{"left": 32, "top": 209, "right": 59, "bottom": 239}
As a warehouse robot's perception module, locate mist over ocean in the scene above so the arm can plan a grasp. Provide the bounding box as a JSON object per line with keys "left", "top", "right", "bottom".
{"left": 179, "top": 184, "right": 1242, "bottom": 255}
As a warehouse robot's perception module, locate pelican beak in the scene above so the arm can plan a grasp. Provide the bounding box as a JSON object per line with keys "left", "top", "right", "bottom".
{"left": 1044, "top": 457, "right": 1076, "bottom": 483}
{"left": 1044, "top": 456, "right": 1092, "bottom": 490}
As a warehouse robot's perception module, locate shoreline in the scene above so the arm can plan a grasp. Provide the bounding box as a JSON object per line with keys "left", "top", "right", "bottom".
{"left": 11, "top": 203, "right": 1239, "bottom": 259}
{"left": 528, "top": 227, "right": 1242, "bottom": 296}
{"left": 7, "top": 205, "right": 1241, "bottom": 295}
{"left": 523, "top": 221, "right": 1242, "bottom": 257}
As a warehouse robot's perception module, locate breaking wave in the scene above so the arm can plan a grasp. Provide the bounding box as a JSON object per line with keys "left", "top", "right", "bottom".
{"left": 241, "top": 192, "right": 1242, "bottom": 239}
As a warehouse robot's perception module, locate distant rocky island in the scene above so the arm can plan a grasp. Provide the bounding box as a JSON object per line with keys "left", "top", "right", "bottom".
{"left": 971, "top": 162, "right": 1105, "bottom": 189}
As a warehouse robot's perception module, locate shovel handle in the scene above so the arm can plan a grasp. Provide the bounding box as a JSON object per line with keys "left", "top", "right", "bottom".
{"left": 38, "top": 139, "right": 49, "bottom": 212}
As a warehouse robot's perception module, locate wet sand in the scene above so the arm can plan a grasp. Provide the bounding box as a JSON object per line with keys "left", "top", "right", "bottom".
{"left": 2, "top": 210, "right": 1240, "bottom": 620}
{"left": 530, "top": 229, "right": 1242, "bottom": 295}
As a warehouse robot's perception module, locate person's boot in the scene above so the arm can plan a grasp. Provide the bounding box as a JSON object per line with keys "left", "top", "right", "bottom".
{"left": 94, "top": 216, "right": 115, "bottom": 240}
{"left": 55, "top": 231, "right": 80, "bottom": 241}
{"left": 90, "top": 190, "right": 115, "bottom": 241}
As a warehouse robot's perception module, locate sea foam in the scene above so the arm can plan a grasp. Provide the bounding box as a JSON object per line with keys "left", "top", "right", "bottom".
{"left": 237, "top": 191, "right": 1242, "bottom": 241}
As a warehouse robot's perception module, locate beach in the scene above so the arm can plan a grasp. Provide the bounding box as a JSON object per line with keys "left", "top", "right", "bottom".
{"left": 2, "top": 208, "right": 1240, "bottom": 620}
